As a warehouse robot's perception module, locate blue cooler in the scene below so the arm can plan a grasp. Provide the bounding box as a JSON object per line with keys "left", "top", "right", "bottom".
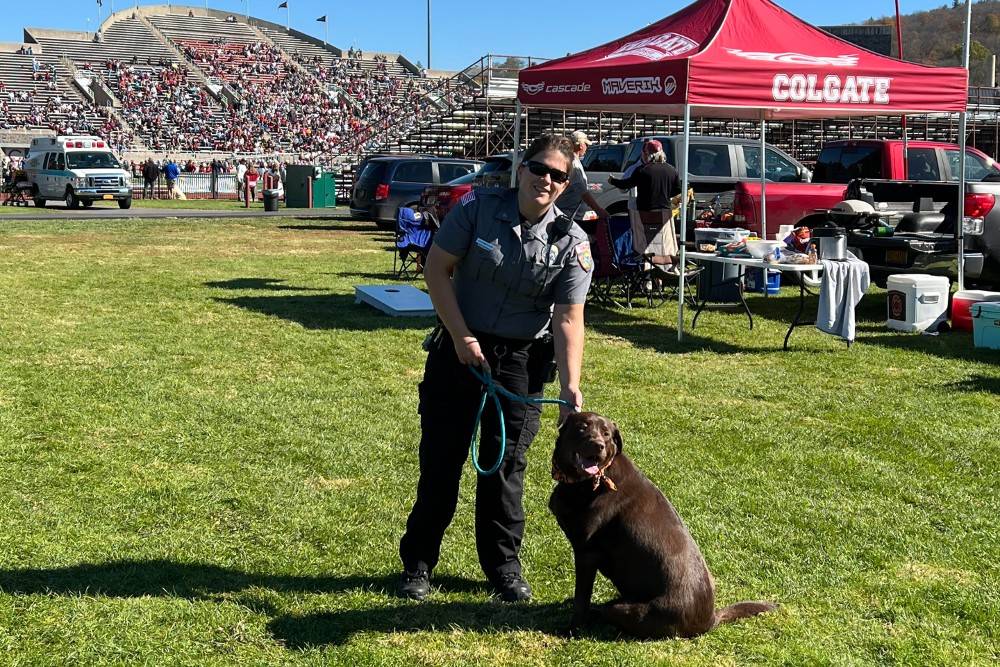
{"left": 971, "top": 302, "right": 1000, "bottom": 350}
{"left": 746, "top": 268, "right": 781, "bottom": 295}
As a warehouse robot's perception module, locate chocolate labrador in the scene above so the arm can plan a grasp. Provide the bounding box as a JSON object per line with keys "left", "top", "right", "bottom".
{"left": 549, "top": 412, "right": 776, "bottom": 639}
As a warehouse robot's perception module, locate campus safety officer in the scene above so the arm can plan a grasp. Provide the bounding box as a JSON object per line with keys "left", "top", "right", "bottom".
{"left": 398, "top": 134, "right": 594, "bottom": 602}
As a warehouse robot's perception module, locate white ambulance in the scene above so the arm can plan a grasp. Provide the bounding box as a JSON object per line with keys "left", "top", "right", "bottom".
{"left": 24, "top": 135, "right": 132, "bottom": 209}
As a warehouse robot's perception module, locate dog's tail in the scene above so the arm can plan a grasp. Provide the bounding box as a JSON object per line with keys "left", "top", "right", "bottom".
{"left": 713, "top": 601, "right": 778, "bottom": 627}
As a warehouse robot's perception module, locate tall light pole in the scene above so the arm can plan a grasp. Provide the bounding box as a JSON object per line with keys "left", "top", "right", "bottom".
{"left": 427, "top": 0, "right": 431, "bottom": 70}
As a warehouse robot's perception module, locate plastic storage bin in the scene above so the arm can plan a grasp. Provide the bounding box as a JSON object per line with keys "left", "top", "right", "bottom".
{"left": 694, "top": 228, "right": 751, "bottom": 248}
{"left": 952, "top": 290, "right": 1000, "bottom": 332}
{"left": 971, "top": 302, "right": 1000, "bottom": 349}
{"left": 886, "top": 274, "right": 950, "bottom": 332}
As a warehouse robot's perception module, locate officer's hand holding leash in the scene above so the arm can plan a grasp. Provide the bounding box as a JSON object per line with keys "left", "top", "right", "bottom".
{"left": 454, "top": 334, "right": 490, "bottom": 374}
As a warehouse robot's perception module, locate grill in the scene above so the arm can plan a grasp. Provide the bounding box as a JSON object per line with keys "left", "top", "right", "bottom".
{"left": 88, "top": 176, "right": 121, "bottom": 187}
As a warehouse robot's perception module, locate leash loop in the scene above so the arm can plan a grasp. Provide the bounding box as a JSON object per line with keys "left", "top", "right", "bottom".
{"left": 467, "top": 365, "right": 571, "bottom": 476}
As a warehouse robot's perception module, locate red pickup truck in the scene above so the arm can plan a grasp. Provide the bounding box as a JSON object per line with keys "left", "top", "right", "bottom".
{"left": 732, "top": 139, "right": 999, "bottom": 236}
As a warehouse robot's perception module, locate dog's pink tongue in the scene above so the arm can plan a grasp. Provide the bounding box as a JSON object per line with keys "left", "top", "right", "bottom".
{"left": 583, "top": 465, "right": 600, "bottom": 476}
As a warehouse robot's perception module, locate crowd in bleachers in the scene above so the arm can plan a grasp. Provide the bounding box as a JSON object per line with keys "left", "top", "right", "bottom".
{"left": 99, "top": 59, "right": 220, "bottom": 152}
{"left": 0, "top": 15, "right": 481, "bottom": 163}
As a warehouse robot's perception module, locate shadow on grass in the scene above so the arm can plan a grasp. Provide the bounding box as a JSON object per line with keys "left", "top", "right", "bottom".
{"left": 0, "top": 560, "right": 489, "bottom": 601}
{"left": 858, "top": 329, "right": 999, "bottom": 363}
{"left": 331, "top": 270, "right": 414, "bottom": 281}
{"left": 203, "top": 277, "right": 325, "bottom": 292}
{"left": 0, "top": 560, "right": 591, "bottom": 646}
{"left": 946, "top": 374, "right": 1000, "bottom": 394}
{"left": 278, "top": 223, "right": 385, "bottom": 233}
{"left": 267, "top": 601, "right": 587, "bottom": 648}
{"left": 587, "top": 306, "right": 766, "bottom": 355}
{"left": 213, "top": 293, "right": 433, "bottom": 330}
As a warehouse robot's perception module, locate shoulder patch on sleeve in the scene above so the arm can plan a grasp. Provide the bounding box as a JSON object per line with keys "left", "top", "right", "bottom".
{"left": 576, "top": 242, "right": 593, "bottom": 272}
{"left": 460, "top": 190, "right": 477, "bottom": 206}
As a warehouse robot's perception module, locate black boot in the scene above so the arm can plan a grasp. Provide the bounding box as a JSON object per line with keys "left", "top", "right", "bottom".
{"left": 397, "top": 569, "right": 431, "bottom": 601}
{"left": 492, "top": 572, "right": 532, "bottom": 603}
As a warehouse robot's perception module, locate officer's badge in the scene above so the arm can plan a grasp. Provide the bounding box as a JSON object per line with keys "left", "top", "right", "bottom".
{"left": 548, "top": 245, "right": 560, "bottom": 266}
{"left": 576, "top": 242, "right": 593, "bottom": 272}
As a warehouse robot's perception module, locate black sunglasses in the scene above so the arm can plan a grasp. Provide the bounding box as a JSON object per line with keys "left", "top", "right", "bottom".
{"left": 523, "top": 160, "right": 570, "bottom": 184}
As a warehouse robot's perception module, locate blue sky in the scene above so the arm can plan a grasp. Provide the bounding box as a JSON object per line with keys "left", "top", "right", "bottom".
{"left": 3, "top": 1, "right": 967, "bottom": 71}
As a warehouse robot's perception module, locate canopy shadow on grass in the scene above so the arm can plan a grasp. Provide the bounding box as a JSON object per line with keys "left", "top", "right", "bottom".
{"left": 267, "top": 601, "right": 589, "bottom": 649}
{"left": 858, "top": 330, "right": 1000, "bottom": 363}
{"left": 0, "top": 559, "right": 488, "bottom": 602}
{"left": 587, "top": 307, "right": 799, "bottom": 355}
{"left": 203, "top": 278, "right": 325, "bottom": 292}
{"left": 213, "top": 293, "right": 433, "bottom": 330}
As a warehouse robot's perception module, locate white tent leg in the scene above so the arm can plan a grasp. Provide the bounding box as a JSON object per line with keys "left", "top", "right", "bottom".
{"left": 957, "top": 111, "right": 967, "bottom": 292}
{"left": 957, "top": 0, "right": 973, "bottom": 291}
{"left": 510, "top": 100, "right": 522, "bottom": 188}
{"left": 760, "top": 118, "right": 767, "bottom": 241}
{"left": 677, "top": 105, "right": 691, "bottom": 342}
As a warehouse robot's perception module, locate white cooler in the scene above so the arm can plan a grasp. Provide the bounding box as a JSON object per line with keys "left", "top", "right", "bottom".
{"left": 886, "top": 274, "right": 950, "bottom": 332}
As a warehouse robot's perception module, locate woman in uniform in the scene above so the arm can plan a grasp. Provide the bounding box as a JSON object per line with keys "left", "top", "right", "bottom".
{"left": 398, "top": 134, "right": 594, "bottom": 602}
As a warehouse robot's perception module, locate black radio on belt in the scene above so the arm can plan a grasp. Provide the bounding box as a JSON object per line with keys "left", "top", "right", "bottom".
{"left": 422, "top": 323, "right": 445, "bottom": 352}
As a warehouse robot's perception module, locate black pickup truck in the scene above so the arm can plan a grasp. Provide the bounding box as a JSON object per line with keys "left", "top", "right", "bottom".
{"left": 825, "top": 179, "right": 999, "bottom": 288}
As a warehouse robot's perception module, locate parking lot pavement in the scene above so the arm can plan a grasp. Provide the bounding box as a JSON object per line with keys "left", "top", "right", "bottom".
{"left": 0, "top": 205, "right": 354, "bottom": 221}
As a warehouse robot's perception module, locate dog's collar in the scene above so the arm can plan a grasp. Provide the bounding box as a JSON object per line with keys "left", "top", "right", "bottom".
{"left": 551, "top": 454, "right": 617, "bottom": 492}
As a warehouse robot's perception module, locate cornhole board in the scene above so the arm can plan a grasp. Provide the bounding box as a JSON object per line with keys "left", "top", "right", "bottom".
{"left": 355, "top": 284, "right": 435, "bottom": 317}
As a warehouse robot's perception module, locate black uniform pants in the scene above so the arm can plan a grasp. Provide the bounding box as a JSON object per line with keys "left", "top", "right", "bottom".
{"left": 399, "top": 330, "right": 550, "bottom": 583}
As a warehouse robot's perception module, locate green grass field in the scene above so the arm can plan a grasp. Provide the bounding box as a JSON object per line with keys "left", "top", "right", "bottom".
{"left": 0, "top": 215, "right": 996, "bottom": 665}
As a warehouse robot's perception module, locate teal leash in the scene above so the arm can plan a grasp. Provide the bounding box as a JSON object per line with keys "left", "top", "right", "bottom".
{"left": 467, "top": 365, "right": 571, "bottom": 476}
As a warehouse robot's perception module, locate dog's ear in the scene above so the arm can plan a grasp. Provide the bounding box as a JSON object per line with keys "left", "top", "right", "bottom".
{"left": 610, "top": 420, "right": 623, "bottom": 454}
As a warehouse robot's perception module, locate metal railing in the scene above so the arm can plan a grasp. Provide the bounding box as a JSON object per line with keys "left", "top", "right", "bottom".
{"left": 127, "top": 173, "right": 241, "bottom": 199}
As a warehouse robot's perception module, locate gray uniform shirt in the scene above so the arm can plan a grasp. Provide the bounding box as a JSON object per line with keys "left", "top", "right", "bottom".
{"left": 554, "top": 157, "right": 589, "bottom": 220}
{"left": 433, "top": 188, "right": 593, "bottom": 340}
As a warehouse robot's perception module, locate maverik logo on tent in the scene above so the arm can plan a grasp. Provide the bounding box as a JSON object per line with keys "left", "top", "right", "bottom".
{"left": 520, "top": 81, "right": 592, "bottom": 95}
{"left": 601, "top": 76, "right": 680, "bottom": 97}
{"left": 602, "top": 77, "right": 661, "bottom": 95}
{"left": 772, "top": 74, "right": 892, "bottom": 105}
{"left": 600, "top": 32, "right": 698, "bottom": 62}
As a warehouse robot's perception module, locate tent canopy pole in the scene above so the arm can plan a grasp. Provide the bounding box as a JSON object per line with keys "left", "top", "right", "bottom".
{"left": 510, "top": 100, "right": 521, "bottom": 188}
{"left": 677, "top": 104, "right": 692, "bottom": 343}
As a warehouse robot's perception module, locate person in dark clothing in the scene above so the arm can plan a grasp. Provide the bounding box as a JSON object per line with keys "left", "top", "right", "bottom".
{"left": 210, "top": 159, "right": 222, "bottom": 199}
{"left": 397, "top": 134, "right": 593, "bottom": 604}
{"left": 607, "top": 139, "right": 681, "bottom": 217}
{"left": 608, "top": 139, "right": 682, "bottom": 263}
{"left": 142, "top": 158, "right": 159, "bottom": 199}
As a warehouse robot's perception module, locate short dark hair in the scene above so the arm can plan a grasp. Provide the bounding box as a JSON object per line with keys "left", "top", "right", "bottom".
{"left": 521, "top": 133, "right": 574, "bottom": 168}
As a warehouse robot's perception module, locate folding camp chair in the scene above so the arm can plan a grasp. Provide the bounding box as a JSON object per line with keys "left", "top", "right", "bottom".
{"left": 394, "top": 207, "right": 434, "bottom": 279}
{"left": 627, "top": 190, "right": 703, "bottom": 307}
{"left": 588, "top": 215, "right": 645, "bottom": 308}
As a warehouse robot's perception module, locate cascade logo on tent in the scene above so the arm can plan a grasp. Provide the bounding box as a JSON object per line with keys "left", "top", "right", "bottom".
{"left": 520, "top": 81, "right": 592, "bottom": 95}
{"left": 772, "top": 73, "right": 892, "bottom": 105}
{"left": 600, "top": 32, "right": 698, "bottom": 62}
{"left": 726, "top": 49, "right": 859, "bottom": 67}
{"left": 663, "top": 76, "right": 677, "bottom": 96}
{"left": 602, "top": 77, "right": 662, "bottom": 95}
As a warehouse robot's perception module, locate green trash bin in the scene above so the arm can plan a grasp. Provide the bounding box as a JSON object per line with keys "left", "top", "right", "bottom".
{"left": 283, "top": 165, "right": 336, "bottom": 208}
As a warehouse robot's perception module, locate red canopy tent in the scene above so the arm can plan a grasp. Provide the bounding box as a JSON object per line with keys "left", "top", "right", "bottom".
{"left": 514, "top": 0, "right": 972, "bottom": 341}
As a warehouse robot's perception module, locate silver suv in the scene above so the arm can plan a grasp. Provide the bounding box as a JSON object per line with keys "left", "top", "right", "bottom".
{"left": 586, "top": 135, "right": 811, "bottom": 216}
